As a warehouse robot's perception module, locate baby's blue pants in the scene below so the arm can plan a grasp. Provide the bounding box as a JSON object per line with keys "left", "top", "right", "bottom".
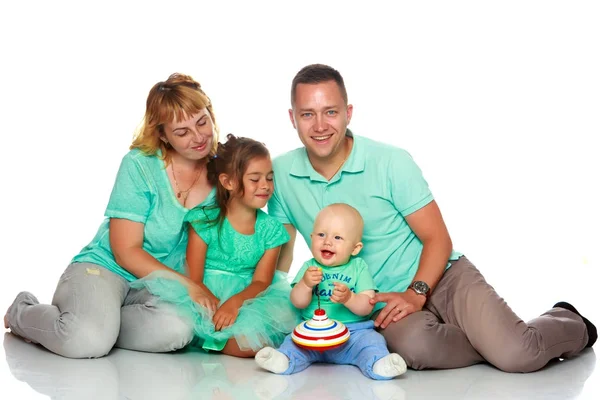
{"left": 277, "top": 320, "right": 392, "bottom": 380}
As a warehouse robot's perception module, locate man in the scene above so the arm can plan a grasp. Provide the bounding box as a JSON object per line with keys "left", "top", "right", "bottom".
{"left": 268, "top": 63, "right": 596, "bottom": 372}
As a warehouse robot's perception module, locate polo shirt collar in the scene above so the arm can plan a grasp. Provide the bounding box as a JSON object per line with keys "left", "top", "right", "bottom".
{"left": 289, "top": 129, "right": 365, "bottom": 182}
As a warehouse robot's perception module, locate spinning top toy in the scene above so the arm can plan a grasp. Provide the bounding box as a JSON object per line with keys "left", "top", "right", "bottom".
{"left": 291, "top": 284, "right": 350, "bottom": 351}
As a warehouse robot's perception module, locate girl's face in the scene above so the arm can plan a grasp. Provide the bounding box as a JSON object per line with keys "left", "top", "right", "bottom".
{"left": 162, "top": 108, "right": 215, "bottom": 161}
{"left": 234, "top": 156, "right": 274, "bottom": 210}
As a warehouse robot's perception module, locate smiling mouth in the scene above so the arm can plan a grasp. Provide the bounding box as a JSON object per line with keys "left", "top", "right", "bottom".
{"left": 192, "top": 143, "right": 207, "bottom": 150}
{"left": 321, "top": 250, "right": 335, "bottom": 259}
{"left": 312, "top": 134, "right": 333, "bottom": 142}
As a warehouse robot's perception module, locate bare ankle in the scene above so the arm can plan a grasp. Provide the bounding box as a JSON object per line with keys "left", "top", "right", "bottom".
{"left": 221, "top": 339, "right": 256, "bottom": 358}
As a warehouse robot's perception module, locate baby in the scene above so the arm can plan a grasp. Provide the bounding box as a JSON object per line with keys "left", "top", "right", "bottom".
{"left": 256, "top": 203, "right": 406, "bottom": 380}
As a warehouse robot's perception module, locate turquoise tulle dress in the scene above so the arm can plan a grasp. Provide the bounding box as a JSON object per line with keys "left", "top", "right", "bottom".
{"left": 130, "top": 206, "right": 301, "bottom": 352}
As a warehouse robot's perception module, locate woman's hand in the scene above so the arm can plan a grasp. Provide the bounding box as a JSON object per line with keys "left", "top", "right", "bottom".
{"left": 370, "top": 290, "right": 426, "bottom": 329}
{"left": 188, "top": 284, "right": 220, "bottom": 314}
{"left": 213, "top": 296, "right": 242, "bottom": 331}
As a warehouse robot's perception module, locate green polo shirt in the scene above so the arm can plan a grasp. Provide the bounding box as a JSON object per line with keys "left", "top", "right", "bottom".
{"left": 268, "top": 131, "right": 462, "bottom": 311}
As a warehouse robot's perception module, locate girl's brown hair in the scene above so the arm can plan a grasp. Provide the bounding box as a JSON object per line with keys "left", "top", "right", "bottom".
{"left": 205, "top": 134, "right": 271, "bottom": 227}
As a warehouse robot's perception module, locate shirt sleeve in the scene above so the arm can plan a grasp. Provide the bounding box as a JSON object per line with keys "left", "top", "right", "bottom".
{"left": 389, "top": 149, "right": 434, "bottom": 216}
{"left": 291, "top": 260, "right": 313, "bottom": 287}
{"left": 267, "top": 186, "right": 292, "bottom": 225}
{"left": 263, "top": 217, "right": 291, "bottom": 249}
{"left": 105, "top": 153, "right": 152, "bottom": 224}
{"left": 353, "top": 258, "right": 378, "bottom": 293}
{"left": 185, "top": 206, "right": 219, "bottom": 246}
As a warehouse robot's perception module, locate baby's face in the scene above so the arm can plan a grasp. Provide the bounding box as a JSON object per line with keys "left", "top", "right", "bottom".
{"left": 310, "top": 212, "right": 361, "bottom": 267}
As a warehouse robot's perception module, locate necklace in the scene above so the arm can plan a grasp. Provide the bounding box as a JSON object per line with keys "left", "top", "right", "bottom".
{"left": 171, "top": 163, "right": 202, "bottom": 202}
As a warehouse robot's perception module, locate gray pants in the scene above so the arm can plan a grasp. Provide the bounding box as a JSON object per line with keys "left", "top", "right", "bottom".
{"left": 378, "top": 256, "right": 589, "bottom": 372}
{"left": 5, "top": 262, "right": 194, "bottom": 359}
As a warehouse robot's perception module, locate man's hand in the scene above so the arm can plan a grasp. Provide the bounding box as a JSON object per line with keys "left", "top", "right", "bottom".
{"left": 213, "top": 296, "right": 242, "bottom": 331}
{"left": 330, "top": 282, "right": 352, "bottom": 304}
{"left": 302, "top": 266, "right": 323, "bottom": 288}
{"left": 370, "top": 290, "right": 427, "bottom": 329}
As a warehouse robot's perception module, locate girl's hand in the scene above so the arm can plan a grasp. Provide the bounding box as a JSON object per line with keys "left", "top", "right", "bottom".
{"left": 213, "top": 297, "right": 242, "bottom": 331}
{"left": 330, "top": 282, "right": 352, "bottom": 304}
{"left": 302, "top": 266, "right": 323, "bottom": 288}
{"left": 188, "top": 285, "right": 220, "bottom": 314}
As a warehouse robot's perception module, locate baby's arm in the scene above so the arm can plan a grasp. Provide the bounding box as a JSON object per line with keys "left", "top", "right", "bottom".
{"left": 331, "top": 282, "right": 375, "bottom": 316}
{"left": 291, "top": 266, "right": 322, "bottom": 309}
{"left": 344, "top": 289, "right": 376, "bottom": 316}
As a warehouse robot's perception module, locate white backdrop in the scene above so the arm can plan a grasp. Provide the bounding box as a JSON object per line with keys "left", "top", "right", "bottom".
{"left": 1, "top": 0, "right": 599, "bottom": 396}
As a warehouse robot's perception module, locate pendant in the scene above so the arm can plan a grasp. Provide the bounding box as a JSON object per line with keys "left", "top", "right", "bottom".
{"left": 177, "top": 192, "right": 182, "bottom": 198}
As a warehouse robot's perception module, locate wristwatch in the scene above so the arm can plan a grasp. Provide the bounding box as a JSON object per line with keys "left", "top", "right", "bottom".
{"left": 409, "top": 281, "right": 430, "bottom": 297}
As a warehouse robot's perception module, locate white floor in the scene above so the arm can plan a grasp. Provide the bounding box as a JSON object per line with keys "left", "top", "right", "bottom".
{"left": 1, "top": 326, "right": 597, "bottom": 400}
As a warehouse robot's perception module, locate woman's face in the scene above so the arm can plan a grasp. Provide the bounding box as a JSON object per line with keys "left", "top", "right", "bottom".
{"left": 162, "top": 108, "right": 215, "bottom": 161}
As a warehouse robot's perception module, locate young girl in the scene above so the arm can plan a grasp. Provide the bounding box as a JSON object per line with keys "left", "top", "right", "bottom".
{"left": 131, "top": 134, "right": 301, "bottom": 357}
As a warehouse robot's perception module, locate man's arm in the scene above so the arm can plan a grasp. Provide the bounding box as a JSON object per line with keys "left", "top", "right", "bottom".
{"left": 276, "top": 224, "right": 296, "bottom": 272}
{"left": 372, "top": 200, "right": 452, "bottom": 328}
{"left": 405, "top": 200, "right": 452, "bottom": 293}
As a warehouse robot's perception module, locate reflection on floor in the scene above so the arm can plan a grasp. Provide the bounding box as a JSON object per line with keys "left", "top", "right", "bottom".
{"left": 3, "top": 332, "right": 598, "bottom": 400}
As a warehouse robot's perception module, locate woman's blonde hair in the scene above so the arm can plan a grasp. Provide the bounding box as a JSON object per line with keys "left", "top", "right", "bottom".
{"left": 130, "top": 73, "right": 219, "bottom": 164}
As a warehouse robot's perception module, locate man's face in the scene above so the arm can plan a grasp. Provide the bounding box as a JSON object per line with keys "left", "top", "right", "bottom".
{"left": 289, "top": 80, "right": 353, "bottom": 162}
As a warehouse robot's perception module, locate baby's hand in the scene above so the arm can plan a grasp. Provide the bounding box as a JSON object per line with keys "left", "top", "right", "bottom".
{"left": 302, "top": 266, "right": 323, "bottom": 288}
{"left": 330, "top": 282, "right": 352, "bottom": 304}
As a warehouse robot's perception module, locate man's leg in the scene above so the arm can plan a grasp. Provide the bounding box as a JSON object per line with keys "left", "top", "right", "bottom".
{"left": 116, "top": 287, "right": 194, "bottom": 352}
{"left": 5, "top": 262, "right": 127, "bottom": 358}
{"left": 431, "top": 257, "right": 588, "bottom": 372}
{"left": 378, "top": 308, "right": 484, "bottom": 370}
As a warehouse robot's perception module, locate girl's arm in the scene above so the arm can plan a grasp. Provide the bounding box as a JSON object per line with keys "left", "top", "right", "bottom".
{"left": 212, "top": 246, "right": 281, "bottom": 331}
{"left": 186, "top": 225, "right": 220, "bottom": 311}
{"left": 230, "top": 246, "right": 281, "bottom": 303}
{"left": 186, "top": 225, "right": 218, "bottom": 299}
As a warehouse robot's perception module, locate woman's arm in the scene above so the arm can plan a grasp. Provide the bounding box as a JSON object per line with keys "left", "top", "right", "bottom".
{"left": 110, "top": 218, "right": 188, "bottom": 279}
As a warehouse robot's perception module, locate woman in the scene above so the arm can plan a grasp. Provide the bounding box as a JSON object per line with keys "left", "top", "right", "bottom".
{"left": 4, "top": 73, "right": 218, "bottom": 358}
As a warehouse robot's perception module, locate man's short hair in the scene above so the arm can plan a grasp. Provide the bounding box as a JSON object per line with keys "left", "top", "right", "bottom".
{"left": 291, "top": 64, "right": 348, "bottom": 106}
